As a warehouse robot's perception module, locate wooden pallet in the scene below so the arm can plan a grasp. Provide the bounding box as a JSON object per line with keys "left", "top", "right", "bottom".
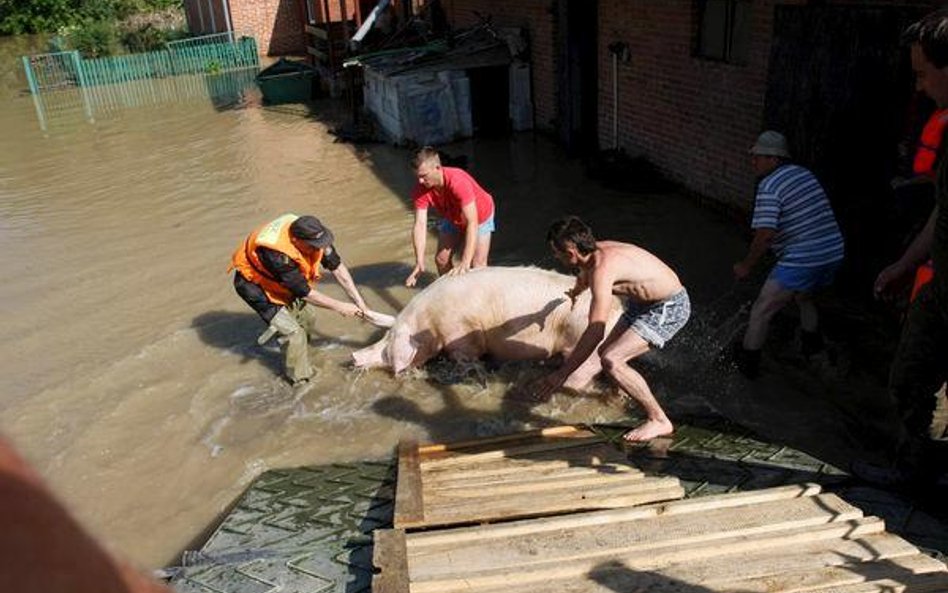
{"left": 375, "top": 482, "right": 948, "bottom": 593}
{"left": 376, "top": 426, "right": 948, "bottom": 593}
{"left": 393, "top": 425, "right": 685, "bottom": 529}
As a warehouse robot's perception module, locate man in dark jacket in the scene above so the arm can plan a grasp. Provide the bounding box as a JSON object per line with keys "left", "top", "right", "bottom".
{"left": 863, "top": 10, "right": 948, "bottom": 486}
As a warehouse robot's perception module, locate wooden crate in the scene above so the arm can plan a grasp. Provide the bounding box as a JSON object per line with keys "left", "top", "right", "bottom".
{"left": 393, "top": 425, "right": 685, "bottom": 529}
{"left": 375, "top": 482, "right": 948, "bottom": 593}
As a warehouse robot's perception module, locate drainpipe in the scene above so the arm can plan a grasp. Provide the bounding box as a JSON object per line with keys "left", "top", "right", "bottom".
{"left": 607, "top": 41, "right": 629, "bottom": 151}
{"left": 196, "top": 0, "right": 206, "bottom": 33}
{"left": 612, "top": 51, "right": 617, "bottom": 149}
{"left": 221, "top": 0, "right": 234, "bottom": 42}
{"left": 206, "top": 0, "right": 217, "bottom": 31}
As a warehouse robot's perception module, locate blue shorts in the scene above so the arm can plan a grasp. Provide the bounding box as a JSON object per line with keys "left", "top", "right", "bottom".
{"left": 439, "top": 215, "right": 495, "bottom": 236}
{"left": 622, "top": 289, "right": 691, "bottom": 349}
{"left": 769, "top": 261, "right": 841, "bottom": 292}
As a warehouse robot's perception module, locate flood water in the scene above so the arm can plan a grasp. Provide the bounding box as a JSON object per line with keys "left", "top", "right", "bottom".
{"left": 0, "top": 36, "right": 755, "bottom": 568}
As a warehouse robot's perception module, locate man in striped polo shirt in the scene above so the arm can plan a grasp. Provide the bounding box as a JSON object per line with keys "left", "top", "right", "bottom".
{"left": 732, "top": 131, "right": 845, "bottom": 378}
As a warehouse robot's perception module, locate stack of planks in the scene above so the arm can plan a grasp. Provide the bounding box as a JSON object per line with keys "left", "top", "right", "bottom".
{"left": 392, "top": 425, "right": 684, "bottom": 529}
{"left": 374, "top": 426, "right": 948, "bottom": 593}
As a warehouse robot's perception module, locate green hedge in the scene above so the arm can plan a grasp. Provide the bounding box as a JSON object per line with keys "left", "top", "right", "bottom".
{"left": 0, "top": 0, "right": 182, "bottom": 35}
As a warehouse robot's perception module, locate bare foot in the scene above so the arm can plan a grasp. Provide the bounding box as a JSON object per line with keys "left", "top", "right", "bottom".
{"left": 622, "top": 419, "right": 674, "bottom": 442}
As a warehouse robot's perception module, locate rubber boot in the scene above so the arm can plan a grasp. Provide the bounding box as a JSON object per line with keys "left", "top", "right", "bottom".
{"left": 260, "top": 307, "right": 314, "bottom": 385}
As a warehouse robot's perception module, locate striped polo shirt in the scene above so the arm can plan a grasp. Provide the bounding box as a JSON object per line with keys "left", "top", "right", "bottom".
{"left": 752, "top": 163, "right": 845, "bottom": 267}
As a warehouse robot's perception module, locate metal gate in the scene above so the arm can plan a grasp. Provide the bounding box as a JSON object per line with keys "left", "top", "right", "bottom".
{"left": 21, "top": 35, "right": 259, "bottom": 131}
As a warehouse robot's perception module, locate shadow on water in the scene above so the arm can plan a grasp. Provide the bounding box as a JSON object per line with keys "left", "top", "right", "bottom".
{"left": 190, "top": 310, "right": 283, "bottom": 377}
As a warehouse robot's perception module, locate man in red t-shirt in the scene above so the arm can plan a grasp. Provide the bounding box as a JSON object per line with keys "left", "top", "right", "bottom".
{"left": 405, "top": 147, "right": 496, "bottom": 287}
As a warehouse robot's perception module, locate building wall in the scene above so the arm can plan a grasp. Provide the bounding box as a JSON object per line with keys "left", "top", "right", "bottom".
{"left": 443, "top": 0, "right": 557, "bottom": 131}
{"left": 231, "top": 0, "right": 306, "bottom": 56}
{"left": 185, "top": 0, "right": 307, "bottom": 56}
{"left": 596, "top": 0, "right": 809, "bottom": 208}
{"left": 184, "top": 0, "right": 230, "bottom": 35}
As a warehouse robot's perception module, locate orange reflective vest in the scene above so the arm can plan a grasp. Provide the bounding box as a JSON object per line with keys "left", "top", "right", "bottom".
{"left": 909, "top": 109, "right": 946, "bottom": 301}
{"left": 913, "top": 108, "right": 948, "bottom": 178}
{"left": 911, "top": 259, "right": 935, "bottom": 303}
{"left": 230, "top": 213, "right": 324, "bottom": 306}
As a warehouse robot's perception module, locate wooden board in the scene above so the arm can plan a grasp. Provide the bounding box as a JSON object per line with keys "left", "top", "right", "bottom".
{"left": 393, "top": 425, "right": 684, "bottom": 529}
{"left": 375, "top": 483, "right": 948, "bottom": 593}
{"left": 374, "top": 427, "right": 948, "bottom": 593}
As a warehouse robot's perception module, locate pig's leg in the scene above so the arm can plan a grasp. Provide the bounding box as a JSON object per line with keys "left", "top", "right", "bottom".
{"left": 444, "top": 332, "right": 486, "bottom": 362}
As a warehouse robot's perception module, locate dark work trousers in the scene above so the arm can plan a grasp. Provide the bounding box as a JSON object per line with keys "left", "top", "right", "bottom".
{"left": 233, "top": 272, "right": 280, "bottom": 324}
{"left": 889, "top": 282, "right": 948, "bottom": 475}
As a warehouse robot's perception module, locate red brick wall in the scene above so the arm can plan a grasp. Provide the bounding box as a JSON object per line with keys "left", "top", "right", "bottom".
{"left": 230, "top": 0, "right": 306, "bottom": 55}
{"left": 597, "top": 0, "right": 813, "bottom": 208}
{"left": 444, "top": 0, "right": 557, "bottom": 130}
{"left": 185, "top": 0, "right": 307, "bottom": 56}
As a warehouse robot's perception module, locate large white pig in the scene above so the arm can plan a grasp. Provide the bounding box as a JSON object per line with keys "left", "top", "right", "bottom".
{"left": 352, "top": 266, "right": 624, "bottom": 390}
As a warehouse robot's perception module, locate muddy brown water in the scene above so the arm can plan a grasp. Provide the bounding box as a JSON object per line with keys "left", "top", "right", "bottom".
{"left": 4, "top": 35, "right": 891, "bottom": 569}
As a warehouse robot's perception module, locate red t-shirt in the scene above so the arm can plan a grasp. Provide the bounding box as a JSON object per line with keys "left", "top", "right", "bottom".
{"left": 411, "top": 167, "right": 495, "bottom": 228}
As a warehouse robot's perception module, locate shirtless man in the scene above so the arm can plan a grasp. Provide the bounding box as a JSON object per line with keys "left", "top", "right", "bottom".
{"left": 531, "top": 216, "right": 690, "bottom": 442}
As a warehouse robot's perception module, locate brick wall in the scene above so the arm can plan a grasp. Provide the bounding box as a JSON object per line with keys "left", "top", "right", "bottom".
{"left": 230, "top": 0, "right": 306, "bottom": 56}
{"left": 443, "top": 0, "right": 557, "bottom": 130}
{"left": 597, "top": 0, "right": 812, "bottom": 209}
{"left": 186, "top": 0, "right": 307, "bottom": 56}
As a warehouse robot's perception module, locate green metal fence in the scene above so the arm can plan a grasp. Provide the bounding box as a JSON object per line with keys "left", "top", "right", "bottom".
{"left": 22, "top": 36, "right": 259, "bottom": 94}
{"left": 166, "top": 31, "right": 235, "bottom": 50}
{"left": 21, "top": 36, "right": 260, "bottom": 132}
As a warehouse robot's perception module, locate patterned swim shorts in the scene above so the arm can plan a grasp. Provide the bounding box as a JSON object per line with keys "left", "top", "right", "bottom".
{"left": 622, "top": 288, "right": 691, "bottom": 349}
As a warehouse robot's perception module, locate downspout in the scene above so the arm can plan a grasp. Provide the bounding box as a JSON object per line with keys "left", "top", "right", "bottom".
{"left": 607, "top": 41, "right": 629, "bottom": 151}
{"left": 612, "top": 50, "right": 617, "bottom": 149}
{"left": 206, "top": 0, "right": 217, "bottom": 31}
{"left": 197, "top": 0, "right": 206, "bottom": 33}
{"left": 221, "top": 0, "right": 235, "bottom": 42}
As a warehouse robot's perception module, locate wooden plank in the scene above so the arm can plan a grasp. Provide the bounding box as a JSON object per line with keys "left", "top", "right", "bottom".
{"left": 307, "top": 46, "right": 327, "bottom": 60}
{"left": 425, "top": 474, "right": 684, "bottom": 502}
{"left": 714, "top": 554, "right": 945, "bottom": 593}
{"left": 607, "top": 532, "right": 920, "bottom": 591}
{"left": 417, "top": 425, "right": 590, "bottom": 457}
{"left": 443, "top": 547, "right": 943, "bottom": 593}
{"left": 802, "top": 572, "right": 948, "bottom": 593}
{"left": 371, "top": 529, "right": 408, "bottom": 593}
{"left": 408, "top": 494, "right": 865, "bottom": 581}
{"left": 408, "top": 517, "right": 886, "bottom": 592}
{"left": 393, "top": 439, "right": 423, "bottom": 528}
{"left": 407, "top": 483, "right": 823, "bottom": 550}
{"left": 420, "top": 443, "right": 628, "bottom": 477}
{"left": 421, "top": 436, "right": 606, "bottom": 469}
{"left": 417, "top": 482, "right": 685, "bottom": 528}
{"left": 421, "top": 465, "right": 645, "bottom": 493}
{"left": 425, "top": 468, "right": 650, "bottom": 497}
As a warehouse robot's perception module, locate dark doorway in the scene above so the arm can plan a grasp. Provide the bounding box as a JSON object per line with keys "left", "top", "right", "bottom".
{"left": 763, "top": 4, "right": 930, "bottom": 292}
{"left": 557, "top": 0, "right": 599, "bottom": 155}
{"left": 468, "top": 65, "right": 510, "bottom": 137}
